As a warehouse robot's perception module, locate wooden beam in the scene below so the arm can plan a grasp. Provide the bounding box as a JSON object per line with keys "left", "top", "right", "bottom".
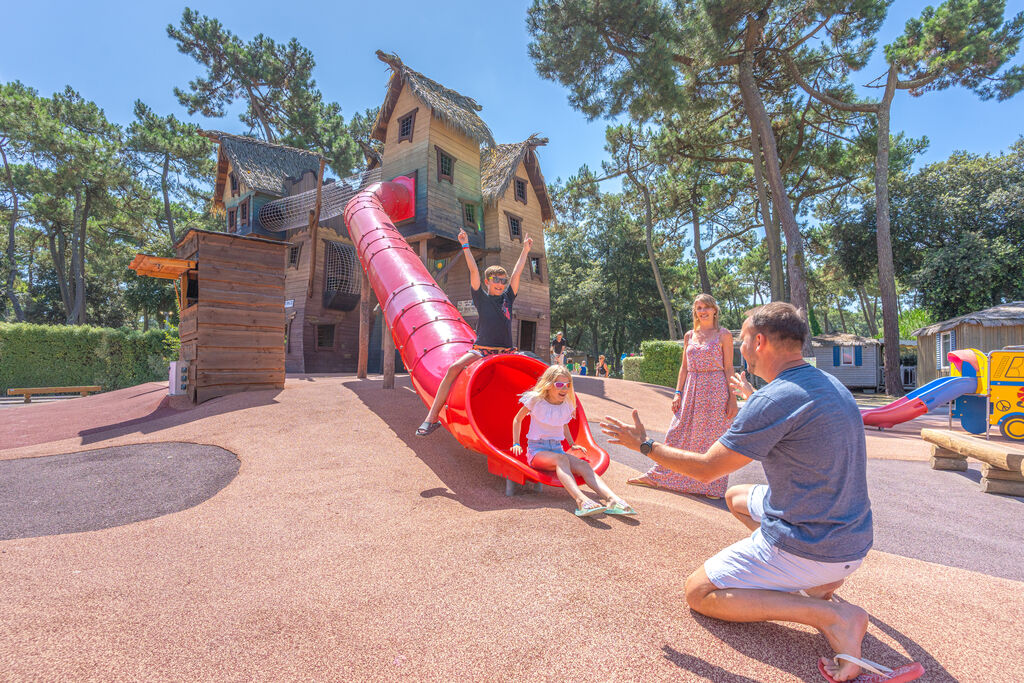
{"left": 357, "top": 270, "right": 371, "bottom": 379}
{"left": 419, "top": 238, "right": 428, "bottom": 266}
{"left": 921, "top": 428, "right": 1024, "bottom": 475}
{"left": 382, "top": 319, "right": 395, "bottom": 389}
{"left": 305, "top": 158, "right": 326, "bottom": 300}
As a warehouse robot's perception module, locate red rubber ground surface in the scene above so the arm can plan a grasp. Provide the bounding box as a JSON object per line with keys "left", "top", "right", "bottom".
{"left": 1, "top": 376, "right": 1020, "bottom": 681}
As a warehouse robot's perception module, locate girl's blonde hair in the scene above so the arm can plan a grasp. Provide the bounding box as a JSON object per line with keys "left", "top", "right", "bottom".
{"left": 692, "top": 293, "right": 721, "bottom": 331}
{"left": 523, "top": 364, "right": 576, "bottom": 416}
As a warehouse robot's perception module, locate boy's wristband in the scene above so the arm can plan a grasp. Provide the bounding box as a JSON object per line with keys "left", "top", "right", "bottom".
{"left": 513, "top": 442, "right": 520, "bottom": 447}
{"left": 461, "top": 243, "right": 470, "bottom": 249}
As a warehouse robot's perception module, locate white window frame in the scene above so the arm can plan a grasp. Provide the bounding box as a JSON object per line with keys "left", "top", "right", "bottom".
{"left": 840, "top": 346, "right": 855, "bottom": 366}
{"left": 940, "top": 332, "right": 952, "bottom": 369}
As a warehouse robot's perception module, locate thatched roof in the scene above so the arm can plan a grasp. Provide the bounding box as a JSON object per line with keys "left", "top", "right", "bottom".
{"left": 811, "top": 333, "right": 882, "bottom": 347}
{"left": 912, "top": 301, "right": 1024, "bottom": 337}
{"left": 203, "top": 130, "right": 322, "bottom": 208}
{"left": 480, "top": 135, "right": 554, "bottom": 221}
{"left": 371, "top": 51, "right": 495, "bottom": 148}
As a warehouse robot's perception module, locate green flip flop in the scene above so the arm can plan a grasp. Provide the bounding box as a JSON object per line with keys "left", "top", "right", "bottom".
{"left": 605, "top": 502, "right": 638, "bottom": 516}
{"left": 574, "top": 502, "right": 608, "bottom": 517}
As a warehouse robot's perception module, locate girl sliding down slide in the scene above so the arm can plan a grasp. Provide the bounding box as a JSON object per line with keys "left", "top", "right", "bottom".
{"left": 512, "top": 366, "right": 636, "bottom": 518}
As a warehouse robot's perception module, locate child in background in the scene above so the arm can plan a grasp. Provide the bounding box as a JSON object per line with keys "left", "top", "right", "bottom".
{"left": 511, "top": 365, "right": 636, "bottom": 517}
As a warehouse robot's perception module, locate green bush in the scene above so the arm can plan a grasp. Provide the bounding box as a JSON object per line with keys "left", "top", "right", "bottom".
{"left": 0, "top": 322, "right": 174, "bottom": 394}
{"left": 639, "top": 340, "right": 683, "bottom": 387}
{"left": 622, "top": 356, "right": 642, "bottom": 382}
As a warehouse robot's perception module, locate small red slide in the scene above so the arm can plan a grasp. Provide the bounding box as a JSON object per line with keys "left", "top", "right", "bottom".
{"left": 343, "top": 179, "right": 608, "bottom": 488}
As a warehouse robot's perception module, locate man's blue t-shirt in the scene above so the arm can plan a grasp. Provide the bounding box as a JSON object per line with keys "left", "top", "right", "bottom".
{"left": 718, "top": 364, "right": 873, "bottom": 563}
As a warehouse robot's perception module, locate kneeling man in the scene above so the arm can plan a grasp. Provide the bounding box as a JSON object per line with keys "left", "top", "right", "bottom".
{"left": 602, "top": 303, "right": 919, "bottom": 682}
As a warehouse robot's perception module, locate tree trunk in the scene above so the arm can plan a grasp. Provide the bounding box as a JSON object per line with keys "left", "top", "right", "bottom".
{"left": 1, "top": 142, "right": 25, "bottom": 321}
{"left": 639, "top": 182, "right": 678, "bottom": 339}
{"left": 738, "top": 35, "right": 810, "bottom": 354}
{"left": 48, "top": 230, "right": 71, "bottom": 318}
{"left": 856, "top": 285, "right": 878, "bottom": 336}
{"left": 875, "top": 67, "right": 903, "bottom": 395}
{"left": 143, "top": 311, "right": 149, "bottom": 332}
{"left": 692, "top": 200, "right": 711, "bottom": 295}
{"left": 749, "top": 128, "right": 784, "bottom": 301}
{"left": 71, "top": 190, "right": 90, "bottom": 325}
{"left": 161, "top": 153, "right": 176, "bottom": 246}
{"left": 837, "top": 303, "right": 848, "bottom": 333}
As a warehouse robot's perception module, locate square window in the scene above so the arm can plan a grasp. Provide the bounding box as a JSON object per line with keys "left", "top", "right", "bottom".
{"left": 316, "top": 324, "right": 335, "bottom": 350}
{"left": 841, "top": 346, "right": 854, "bottom": 366}
{"left": 398, "top": 109, "right": 417, "bottom": 142}
{"left": 514, "top": 178, "right": 528, "bottom": 204}
{"left": 437, "top": 148, "right": 454, "bottom": 183}
{"left": 507, "top": 214, "right": 522, "bottom": 240}
{"left": 227, "top": 209, "right": 236, "bottom": 232}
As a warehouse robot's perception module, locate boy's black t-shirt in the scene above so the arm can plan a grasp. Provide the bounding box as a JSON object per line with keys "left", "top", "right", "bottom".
{"left": 471, "top": 285, "right": 516, "bottom": 347}
{"left": 552, "top": 338, "right": 566, "bottom": 354}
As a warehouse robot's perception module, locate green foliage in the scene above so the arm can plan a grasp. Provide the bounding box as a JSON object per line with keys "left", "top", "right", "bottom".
{"left": 913, "top": 232, "right": 1012, "bottom": 320}
{"left": 622, "top": 355, "right": 642, "bottom": 382}
{"left": 0, "top": 322, "right": 173, "bottom": 393}
{"left": 898, "top": 308, "right": 935, "bottom": 340}
{"left": 638, "top": 340, "right": 683, "bottom": 388}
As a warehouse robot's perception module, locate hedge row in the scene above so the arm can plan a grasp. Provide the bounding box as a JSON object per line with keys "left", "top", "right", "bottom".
{"left": 0, "top": 323, "right": 176, "bottom": 394}
{"left": 622, "top": 340, "right": 684, "bottom": 388}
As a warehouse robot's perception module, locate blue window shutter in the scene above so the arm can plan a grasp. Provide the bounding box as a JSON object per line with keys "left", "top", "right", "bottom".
{"left": 950, "top": 329, "right": 956, "bottom": 351}
{"left": 833, "top": 346, "right": 840, "bottom": 366}
{"left": 855, "top": 346, "right": 863, "bottom": 366}
{"left": 935, "top": 334, "right": 942, "bottom": 370}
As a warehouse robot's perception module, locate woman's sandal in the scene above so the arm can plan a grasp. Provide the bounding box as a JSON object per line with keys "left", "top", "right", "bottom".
{"left": 818, "top": 654, "right": 924, "bottom": 683}
{"left": 415, "top": 421, "right": 442, "bottom": 437}
{"left": 626, "top": 477, "right": 658, "bottom": 489}
{"left": 605, "top": 502, "right": 638, "bottom": 516}
{"left": 574, "top": 501, "right": 608, "bottom": 517}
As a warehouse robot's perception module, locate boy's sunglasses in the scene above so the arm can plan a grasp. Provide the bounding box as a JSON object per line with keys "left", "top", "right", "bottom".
{"left": 553, "top": 381, "right": 570, "bottom": 388}
{"left": 489, "top": 277, "right": 508, "bottom": 284}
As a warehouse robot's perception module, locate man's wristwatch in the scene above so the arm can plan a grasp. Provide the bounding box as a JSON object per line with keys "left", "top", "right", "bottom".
{"left": 640, "top": 438, "right": 655, "bottom": 455}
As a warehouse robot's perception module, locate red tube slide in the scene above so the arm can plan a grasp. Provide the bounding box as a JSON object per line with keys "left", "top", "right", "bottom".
{"left": 343, "top": 179, "right": 609, "bottom": 487}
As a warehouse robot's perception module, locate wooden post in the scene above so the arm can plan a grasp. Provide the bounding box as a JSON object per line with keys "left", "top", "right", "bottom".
{"left": 419, "top": 239, "right": 428, "bottom": 266}
{"left": 382, "top": 320, "right": 395, "bottom": 389}
{"left": 357, "top": 270, "right": 370, "bottom": 378}
{"left": 306, "top": 159, "right": 326, "bottom": 300}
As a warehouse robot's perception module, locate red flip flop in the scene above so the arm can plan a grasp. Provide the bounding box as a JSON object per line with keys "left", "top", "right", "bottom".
{"left": 818, "top": 654, "right": 924, "bottom": 682}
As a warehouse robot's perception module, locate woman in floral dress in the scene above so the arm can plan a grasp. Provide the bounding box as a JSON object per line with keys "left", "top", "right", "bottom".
{"left": 628, "top": 294, "right": 738, "bottom": 497}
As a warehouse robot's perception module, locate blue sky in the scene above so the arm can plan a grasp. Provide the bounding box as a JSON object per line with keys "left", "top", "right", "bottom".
{"left": 2, "top": 1, "right": 1022, "bottom": 186}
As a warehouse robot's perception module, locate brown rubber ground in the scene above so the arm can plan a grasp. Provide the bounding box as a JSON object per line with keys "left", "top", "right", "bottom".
{"left": 2, "top": 375, "right": 1021, "bottom": 681}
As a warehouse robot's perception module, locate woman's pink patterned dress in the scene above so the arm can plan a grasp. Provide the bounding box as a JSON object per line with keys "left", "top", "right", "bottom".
{"left": 642, "top": 332, "right": 732, "bottom": 496}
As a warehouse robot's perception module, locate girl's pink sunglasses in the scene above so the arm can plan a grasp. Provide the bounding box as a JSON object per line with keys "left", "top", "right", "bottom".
{"left": 553, "top": 381, "right": 570, "bottom": 388}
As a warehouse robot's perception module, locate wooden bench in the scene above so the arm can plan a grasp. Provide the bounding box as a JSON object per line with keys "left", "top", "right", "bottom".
{"left": 7, "top": 386, "right": 102, "bottom": 403}
{"left": 921, "top": 428, "right": 1024, "bottom": 496}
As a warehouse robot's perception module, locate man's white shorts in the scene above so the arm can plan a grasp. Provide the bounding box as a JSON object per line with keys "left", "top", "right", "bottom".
{"left": 704, "top": 484, "right": 864, "bottom": 592}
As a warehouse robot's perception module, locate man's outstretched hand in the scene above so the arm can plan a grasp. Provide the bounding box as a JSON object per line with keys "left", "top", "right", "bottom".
{"left": 600, "top": 409, "right": 648, "bottom": 452}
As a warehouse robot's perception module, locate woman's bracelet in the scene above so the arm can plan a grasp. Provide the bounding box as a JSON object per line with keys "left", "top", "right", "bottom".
{"left": 674, "top": 390, "right": 682, "bottom": 395}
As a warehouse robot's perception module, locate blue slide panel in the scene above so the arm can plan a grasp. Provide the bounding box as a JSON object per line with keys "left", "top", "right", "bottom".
{"left": 916, "top": 376, "right": 977, "bottom": 411}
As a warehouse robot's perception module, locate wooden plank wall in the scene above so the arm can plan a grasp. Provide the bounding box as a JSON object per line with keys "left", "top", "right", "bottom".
{"left": 380, "top": 84, "right": 431, "bottom": 238}
{"left": 180, "top": 231, "right": 287, "bottom": 403}
{"left": 301, "top": 235, "right": 369, "bottom": 373}
{"left": 424, "top": 113, "right": 483, "bottom": 246}
{"left": 918, "top": 323, "right": 1024, "bottom": 385}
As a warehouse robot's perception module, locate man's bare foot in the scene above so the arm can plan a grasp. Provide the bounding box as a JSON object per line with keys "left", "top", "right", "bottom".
{"left": 819, "top": 602, "right": 869, "bottom": 681}
{"left": 805, "top": 579, "right": 844, "bottom": 601}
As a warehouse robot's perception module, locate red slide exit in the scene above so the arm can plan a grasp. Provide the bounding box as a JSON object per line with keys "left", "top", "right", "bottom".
{"left": 343, "top": 179, "right": 609, "bottom": 487}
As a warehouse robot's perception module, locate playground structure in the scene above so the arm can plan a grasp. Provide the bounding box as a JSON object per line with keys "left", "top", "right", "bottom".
{"left": 861, "top": 346, "right": 1024, "bottom": 440}
{"left": 343, "top": 176, "right": 609, "bottom": 492}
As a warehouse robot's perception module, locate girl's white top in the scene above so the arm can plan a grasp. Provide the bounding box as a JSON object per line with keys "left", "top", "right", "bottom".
{"left": 520, "top": 391, "right": 575, "bottom": 440}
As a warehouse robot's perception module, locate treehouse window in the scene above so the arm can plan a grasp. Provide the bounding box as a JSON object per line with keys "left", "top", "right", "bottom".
{"left": 397, "top": 109, "right": 417, "bottom": 143}
{"left": 227, "top": 209, "right": 237, "bottom": 233}
{"left": 230, "top": 173, "right": 239, "bottom": 196}
{"left": 514, "top": 177, "right": 528, "bottom": 204}
{"left": 506, "top": 212, "right": 522, "bottom": 241}
{"left": 288, "top": 244, "right": 302, "bottom": 268}
{"left": 530, "top": 256, "right": 543, "bottom": 281}
{"left": 461, "top": 201, "right": 478, "bottom": 229}
{"left": 240, "top": 199, "right": 249, "bottom": 226}
{"left": 437, "top": 148, "right": 454, "bottom": 183}
{"left": 316, "top": 324, "right": 335, "bottom": 350}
